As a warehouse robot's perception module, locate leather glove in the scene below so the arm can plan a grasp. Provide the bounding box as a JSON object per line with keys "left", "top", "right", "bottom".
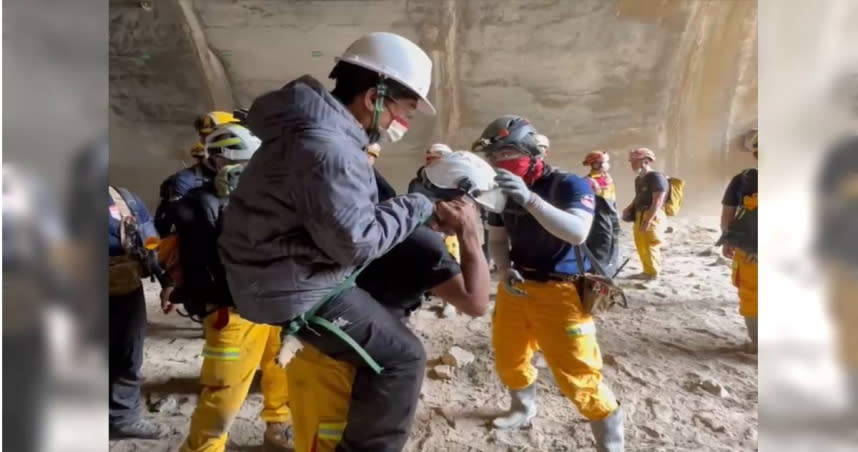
{"left": 495, "top": 169, "right": 533, "bottom": 206}
{"left": 503, "top": 268, "right": 527, "bottom": 297}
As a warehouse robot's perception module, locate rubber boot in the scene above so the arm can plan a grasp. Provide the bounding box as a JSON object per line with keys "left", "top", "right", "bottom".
{"left": 109, "top": 418, "right": 163, "bottom": 440}
{"left": 744, "top": 316, "right": 758, "bottom": 354}
{"left": 263, "top": 422, "right": 295, "bottom": 451}
{"left": 590, "top": 407, "right": 624, "bottom": 452}
{"left": 492, "top": 385, "right": 537, "bottom": 429}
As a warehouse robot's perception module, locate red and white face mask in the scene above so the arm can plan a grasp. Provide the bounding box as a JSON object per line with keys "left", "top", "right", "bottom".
{"left": 380, "top": 116, "right": 409, "bottom": 144}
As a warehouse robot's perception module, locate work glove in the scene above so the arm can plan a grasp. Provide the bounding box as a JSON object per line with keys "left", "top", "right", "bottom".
{"left": 495, "top": 169, "right": 533, "bottom": 206}
{"left": 503, "top": 268, "right": 527, "bottom": 297}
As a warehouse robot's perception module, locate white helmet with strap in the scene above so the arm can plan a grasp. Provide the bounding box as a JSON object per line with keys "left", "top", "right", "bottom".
{"left": 204, "top": 124, "right": 261, "bottom": 162}
{"left": 336, "top": 32, "right": 435, "bottom": 115}
{"left": 422, "top": 151, "right": 506, "bottom": 213}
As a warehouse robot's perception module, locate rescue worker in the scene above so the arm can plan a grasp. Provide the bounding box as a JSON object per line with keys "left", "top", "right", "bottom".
{"left": 287, "top": 150, "right": 495, "bottom": 452}
{"left": 622, "top": 147, "right": 668, "bottom": 280}
{"left": 719, "top": 132, "right": 758, "bottom": 353}
{"left": 474, "top": 115, "right": 624, "bottom": 451}
{"left": 217, "top": 32, "right": 455, "bottom": 451}
{"left": 154, "top": 111, "right": 239, "bottom": 236}
{"left": 815, "top": 134, "right": 858, "bottom": 408}
{"left": 584, "top": 151, "right": 617, "bottom": 204}
{"left": 108, "top": 184, "right": 174, "bottom": 439}
{"left": 165, "top": 124, "right": 294, "bottom": 451}
{"left": 408, "top": 143, "right": 461, "bottom": 317}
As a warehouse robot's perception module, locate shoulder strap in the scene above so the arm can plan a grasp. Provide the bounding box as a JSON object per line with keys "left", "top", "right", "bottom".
{"left": 108, "top": 186, "right": 132, "bottom": 219}
{"left": 575, "top": 244, "right": 608, "bottom": 277}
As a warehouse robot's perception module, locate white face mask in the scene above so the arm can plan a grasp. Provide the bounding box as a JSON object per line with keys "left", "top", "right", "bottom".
{"left": 380, "top": 117, "right": 409, "bottom": 144}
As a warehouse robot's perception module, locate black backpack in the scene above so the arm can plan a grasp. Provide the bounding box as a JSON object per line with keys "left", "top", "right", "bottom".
{"left": 548, "top": 171, "right": 621, "bottom": 277}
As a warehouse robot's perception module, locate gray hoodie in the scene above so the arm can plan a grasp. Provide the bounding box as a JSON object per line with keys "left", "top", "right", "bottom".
{"left": 217, "top": 75, "right": 434, "bottom": 324}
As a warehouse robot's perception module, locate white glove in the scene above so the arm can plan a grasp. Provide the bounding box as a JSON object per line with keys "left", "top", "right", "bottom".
{"left": 495, "top": 169, "right": 532, "bottom": 206}
{"left": 503, "top": 268, "right": 527, "bottom": 297}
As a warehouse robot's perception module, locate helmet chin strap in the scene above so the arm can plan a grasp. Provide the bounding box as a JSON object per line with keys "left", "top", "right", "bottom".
{"left": 366, "top": 78, "right": 388, "bottom": 146}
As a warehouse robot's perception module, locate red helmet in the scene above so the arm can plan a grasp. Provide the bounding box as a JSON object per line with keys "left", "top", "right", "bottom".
{"left": 628, "top": 147, "right": 656, "bottom": 162}
{"left": 583, "top": 151, "right": 609, "bottom": 166}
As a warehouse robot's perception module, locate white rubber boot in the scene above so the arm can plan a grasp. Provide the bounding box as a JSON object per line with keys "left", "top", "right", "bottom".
{"left": 590, "top": 407, "right": 625, "bottom": 452}
{"left": 492, "top": 385, "right": 537, "bottom": 429}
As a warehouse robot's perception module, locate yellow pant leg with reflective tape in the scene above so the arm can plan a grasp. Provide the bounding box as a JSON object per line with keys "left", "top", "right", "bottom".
{"left": 524, "top": 280, "right": 618, "bottom": 420}
{"left": 181, "top": 309, "right": 289, "bottom": 452}
{"left": 260, "top": 325, "right": 291, "bottom": 424}
{"left": 286, "top": 345, "right": 356, "bottom": 452}
{"left": 829, "top": 265, "right": 858, "bottom": 370}
{"left": 732, "top": 249, "right": 758, "bottom": 317}
{"left": 633, "top": 212, "right": 662, "bottom": 276}
{"left": 492, "top": 282, "right": 540, "bottom": 390}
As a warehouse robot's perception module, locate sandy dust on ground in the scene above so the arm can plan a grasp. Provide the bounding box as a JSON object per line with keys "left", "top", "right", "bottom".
{"left": 109, "top": 216, "right": 757, "bottom": 452}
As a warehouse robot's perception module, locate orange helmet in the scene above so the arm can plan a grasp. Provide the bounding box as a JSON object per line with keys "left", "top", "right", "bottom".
{"left": 628, "top": 147, "right": 656, "bottom": 162}
{"left": 583, "top": 151, "right": 609, "bottom": 166}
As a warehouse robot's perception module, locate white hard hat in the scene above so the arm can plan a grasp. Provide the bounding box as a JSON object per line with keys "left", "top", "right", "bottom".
{"left": 535, "top": 134, "right": 550, "bottom": 151}
{"left": 422, "top": 151, "right": 507, "bottom": 213}
{"left": 336, "top": 32, "right": 436, "bottom": 115}
{"left": 205, "top": 124, "right": 261, "bottom": 162}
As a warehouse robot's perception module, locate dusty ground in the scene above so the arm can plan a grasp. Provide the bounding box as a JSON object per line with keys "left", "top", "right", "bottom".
{"left": 109, "top": 216, "right": 757, "bottom": 452}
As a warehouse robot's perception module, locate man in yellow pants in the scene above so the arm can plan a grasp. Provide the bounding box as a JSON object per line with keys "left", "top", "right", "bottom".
{"left": 162, "top": 124, "right": 294, "bottom": 451}
{"left": 622, "top": 147, "right": 668, "bottom": 280}
{"left": 474, "top": 115, "right": 624, "bottom": 451}
{"left": 719, "top": 135, "right": 758, "bottom": 352}
{"left": 286, "top": 150, "right": 495, "bottom": 452}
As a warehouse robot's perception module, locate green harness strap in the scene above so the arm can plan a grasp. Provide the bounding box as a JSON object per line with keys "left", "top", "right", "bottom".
{"left": 283, "top": 265, "right": 385, "bottom": 375}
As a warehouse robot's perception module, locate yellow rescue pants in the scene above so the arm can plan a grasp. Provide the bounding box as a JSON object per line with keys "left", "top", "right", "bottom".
{"left": 732, "top": 249, "right": 758, "bottom": 317}
{"left": 829, "top": 265, "right": 858, "bottom": 370}
{"left": 444, "top": 234, "right": 460, "bottom": 262}
{"left": 286, "top": 345, "right": 355, "bottom": 452}
{"left": 633, "top": 211, "right": 662, "bottom": 276}
{"left": 492, "top": 280, "right": 618, "bottom": 420}
{"left": 181, "top": 308, "right": 291, "bottom": 452}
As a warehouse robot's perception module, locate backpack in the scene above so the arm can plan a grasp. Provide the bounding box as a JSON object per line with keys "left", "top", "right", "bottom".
{"left": 165, "top": 185, "right": 234, "bottom": 322}
{"left": 663, "top": 175, "right": 685, "bottom": 216}
{"left": 548, "top": 171, "right": 621, "bottom": 276}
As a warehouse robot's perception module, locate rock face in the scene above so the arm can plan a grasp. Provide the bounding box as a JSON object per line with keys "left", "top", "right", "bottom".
{"left": 109, "top": 0, "right": 758, "bottom": 209}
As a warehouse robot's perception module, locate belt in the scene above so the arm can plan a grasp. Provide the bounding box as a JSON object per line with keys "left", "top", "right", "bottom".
{"left": 516, "top": 266, "right": 581, "bottom": 283}
{"left": 281, "top": 265, "right": 384, "bottom": 375}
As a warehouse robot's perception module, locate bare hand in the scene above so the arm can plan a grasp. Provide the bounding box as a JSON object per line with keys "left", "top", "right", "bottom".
{"left": 639, "top": 218, "right": 654, "bottom": 232}
{"left": 160, "top": 286, "right": 176, "bottom": 314}
{"left": 721, "top": 244, "right": 735, "bottom": 259}
{"left": 434, "top": 198, "right": 478, "bottom": 235}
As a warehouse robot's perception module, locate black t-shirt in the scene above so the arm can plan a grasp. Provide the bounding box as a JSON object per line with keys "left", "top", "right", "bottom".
{"left": 357, "top": 225, "right": 461, "bottom": 313}
{"left": 722, "top": 169, "right": 757, "bottom": 207}
{"left": 357, "top": 171, "right": 462, "bottom": 314}
{"left": 633, "top": 171, "right": 669, "bottom": 211}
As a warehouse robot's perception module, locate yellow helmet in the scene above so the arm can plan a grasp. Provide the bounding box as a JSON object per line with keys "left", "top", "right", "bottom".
{"left": 194, "top": 111, "right": 238, "bottom": 137}
{"left": 189, "top": 142, "right": 206, "bottom": 159}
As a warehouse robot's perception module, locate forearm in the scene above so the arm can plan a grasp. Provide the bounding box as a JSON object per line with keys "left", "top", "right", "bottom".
{"left": 721, "top": 206, "right": 737, "bottom": 231}
{"left": 487, "top": 226, "right": 511, "bottom": 273}
{"left": 455, "top": 225, "right": 490, "bottom": 305}
{"left": 524, "top": 195, "right": 593, "bottom": 245}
